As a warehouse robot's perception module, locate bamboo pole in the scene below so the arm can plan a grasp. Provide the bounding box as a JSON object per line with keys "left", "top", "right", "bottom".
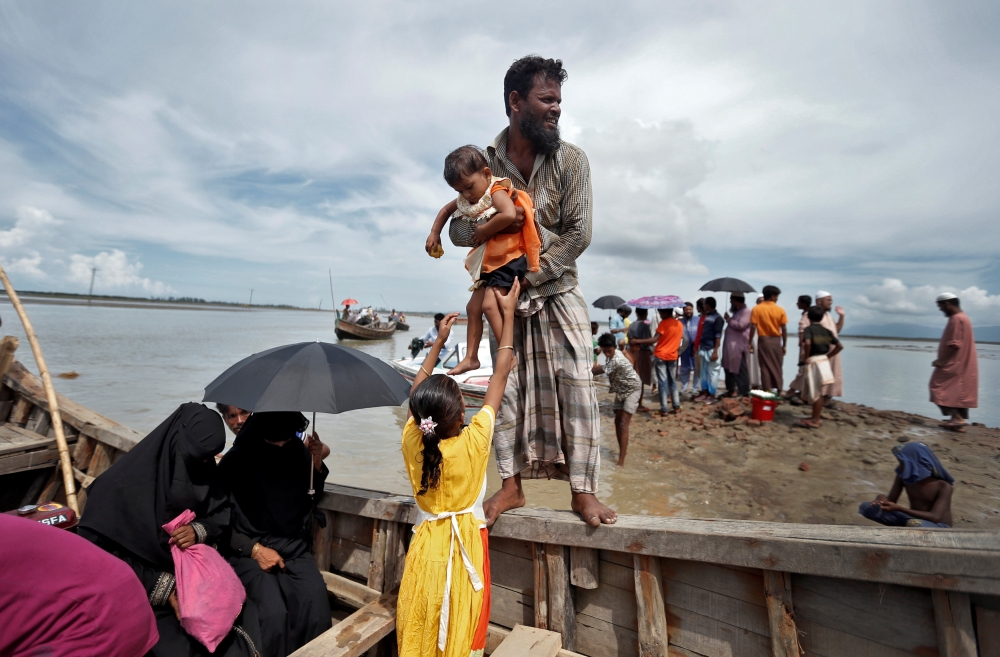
{"left": 0, "top": 266, "right": 78, "bottom": 513}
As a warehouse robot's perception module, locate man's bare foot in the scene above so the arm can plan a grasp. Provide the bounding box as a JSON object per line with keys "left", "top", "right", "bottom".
{"left": 794, "top": 418, "right": 821, "bottom": 428}
{"left": 637, "top": 405, "right": 652, "bottom": 413}
{"left": 571, "top": 493, "right": 617, "bottom": 527}
{"left": 483, "top": 479, "right": 525, "bottom": 526}
{"left": 447, "top": 357, "right": 481, "bottom": 375}
{"left": 617, "top": 457, "right": 626, "bottom": 466}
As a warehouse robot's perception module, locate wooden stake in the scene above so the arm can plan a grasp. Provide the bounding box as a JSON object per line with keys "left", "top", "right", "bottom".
{"left": 633, "top": 554, "right": 669, "bottom": 657}
{"left": 0, "top": 266, "right": 78, "bottom": 514}
{"left": 763, "top": 570, "right": 803, "bottom": 657}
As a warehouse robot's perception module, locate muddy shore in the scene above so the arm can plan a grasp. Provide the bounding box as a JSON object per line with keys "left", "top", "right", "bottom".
{"left": 590, "top": 390, "right": 1000, "bottom": 528}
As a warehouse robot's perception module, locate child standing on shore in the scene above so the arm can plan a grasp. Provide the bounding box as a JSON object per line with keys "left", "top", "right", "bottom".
{"left": 425, "top": 145, "right": 540, "bottom": 375}
{"left": 397, "top": 282, "right": 519, "bottom": 657}
{"left": 592, "top": 332, "right": 642, "bottom": 466}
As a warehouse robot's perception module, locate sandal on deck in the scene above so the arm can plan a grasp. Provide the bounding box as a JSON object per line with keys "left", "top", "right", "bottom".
{"left": 794, "top": 419, "right": 821, "bottom": 429}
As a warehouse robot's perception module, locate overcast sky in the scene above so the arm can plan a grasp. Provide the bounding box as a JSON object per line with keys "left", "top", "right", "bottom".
{"left": 1, "top": 1, "right": 998, "bottom": 328}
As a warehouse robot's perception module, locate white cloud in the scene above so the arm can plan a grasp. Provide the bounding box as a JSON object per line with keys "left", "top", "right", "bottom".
{"left": 854, "top": 278, "right": 1000, "bottom": 324}
{"left": 0, "top": 206, "right": 60, "bottom": 279}
{"left": 68, "top": 250, "right": 173, "bottom": 296}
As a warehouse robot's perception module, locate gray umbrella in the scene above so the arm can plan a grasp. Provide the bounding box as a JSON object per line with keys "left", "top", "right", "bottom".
{"left": 592, "top": 295, "right": 628, "bottom": 327}
{"left": 203, "top": 341, "right": 410, "bottom": 414}
{"left": 699, "top": 277, "right": 755, "bottom": 293}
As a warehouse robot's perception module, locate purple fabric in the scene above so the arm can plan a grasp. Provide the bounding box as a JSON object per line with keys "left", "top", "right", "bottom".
{"left": 0, "top": 513, "right": 158, "bottom": 657}
{"left": 722, "top": 307, "right": 752, "bottom": 374}
{"left": 163, "top": 509, "right": 246, "bottom": 653}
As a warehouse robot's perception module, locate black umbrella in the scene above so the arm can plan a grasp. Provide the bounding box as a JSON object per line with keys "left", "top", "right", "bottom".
{"left": 699, "top": 277, "right": 756, "bottom": 313}
{"left": 592, "top": 295, "right": 628, "bottom": 328}
{"left": 204, "top": 341, "right": 411, "bottom": 494}
{"left": 203, "top": 341, "right": 410, "bottom": 414}
{"left": 699, "top": 277, "right": 755, "bottom": 293}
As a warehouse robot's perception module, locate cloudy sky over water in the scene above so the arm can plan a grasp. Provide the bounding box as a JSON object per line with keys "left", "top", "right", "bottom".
{"left": 1, "top": 1, "right": 999, "bottom": 330}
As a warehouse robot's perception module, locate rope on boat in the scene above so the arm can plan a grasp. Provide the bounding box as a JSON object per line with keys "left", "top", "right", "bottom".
{"left": 0, "top": 265, "right": 79, "bottom": 514}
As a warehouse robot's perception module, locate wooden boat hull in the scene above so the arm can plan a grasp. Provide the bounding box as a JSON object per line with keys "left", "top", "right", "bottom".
{"left": 3, "top": 356, "right": 1000, "bottom": 657}
{"left": 394, "top": 321, "right": 409, "bottom": 331}
{"left": 388, "top": 359, "right": 486, "bottom": 408}
{"left": 334, "top": 316, "right": 396, "bottom": 340}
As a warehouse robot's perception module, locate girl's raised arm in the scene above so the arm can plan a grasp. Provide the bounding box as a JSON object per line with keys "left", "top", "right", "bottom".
{"left": 410, "top": 313, "right": 459, "bottom": 401}
{"left": 483, "top": 280, "right": 520, "bottom": 412}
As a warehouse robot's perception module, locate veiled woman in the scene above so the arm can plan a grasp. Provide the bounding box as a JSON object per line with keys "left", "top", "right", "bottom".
{"left": 78, "top": 403, "right": 261, "bottom": 657}
{"left": 219, "top": 412, "right": 332, "bottom": 657}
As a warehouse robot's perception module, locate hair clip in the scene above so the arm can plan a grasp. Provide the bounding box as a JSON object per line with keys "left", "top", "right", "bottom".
{"left": 418, "top": 417, "right": 438, "bottom": 436}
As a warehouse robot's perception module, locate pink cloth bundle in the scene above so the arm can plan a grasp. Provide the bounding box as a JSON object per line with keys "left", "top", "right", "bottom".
{"left": 163, "top": 510, "right": 246, "bottom": 652}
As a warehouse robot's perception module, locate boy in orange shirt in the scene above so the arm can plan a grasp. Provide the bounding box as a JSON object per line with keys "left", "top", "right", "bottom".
{"left": 632, "top": 308, "right": 684, "bottom": 416}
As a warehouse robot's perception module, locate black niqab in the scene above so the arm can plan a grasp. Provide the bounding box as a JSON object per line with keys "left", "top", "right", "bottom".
{"left": 79, "top": 403, "right": 227, "bottom": 568}
{"left": 220, "top": 412, "right": 317, "bottom": 541}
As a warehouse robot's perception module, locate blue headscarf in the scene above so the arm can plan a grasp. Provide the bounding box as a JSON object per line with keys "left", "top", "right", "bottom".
{"left": 892, "top": 442, "right": 954, "bottom": 485}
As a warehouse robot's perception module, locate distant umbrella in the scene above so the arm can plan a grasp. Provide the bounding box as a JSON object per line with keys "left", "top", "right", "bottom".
{"left": 203, "top": 341, "right": 410, "bottom": 414}
{"left": 627, "top": 295, "right": 686, "bottom": 310}
{"left": 592, "top": 295, "right": 627, "bottom": 327}
{"left": 592, "top": 295, "right": 627, "bottom": 310}
{"left": 340, "top": 298, "right": 359, "bottom": 306}
{"left": 699, "top": 278, "right": 755, "bottom": 294}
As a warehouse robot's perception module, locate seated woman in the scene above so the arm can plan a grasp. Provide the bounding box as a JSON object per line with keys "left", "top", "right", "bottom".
{"left": 219, "top": 412, "right": 333, "bottom": 657}
{"left": 78, "top": 403, "right": 261, "bottom": 657}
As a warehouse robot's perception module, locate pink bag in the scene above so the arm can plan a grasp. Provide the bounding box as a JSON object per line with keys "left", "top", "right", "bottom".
{"left": 163, "top": 510, "right": 246, "bottom": 653}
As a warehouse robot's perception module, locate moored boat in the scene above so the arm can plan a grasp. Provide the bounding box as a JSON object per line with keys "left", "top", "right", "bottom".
{"left": 3, "top": 350, "right": 1000, "bottom": 656}
{"left": 394, "top": 320, "right": 409, "bottom": 331}
{"left": 389, "top": 341, "right": 490, "bottom": 408}
{"left": 334, "top": 313, "right": 396, "bottom": 340}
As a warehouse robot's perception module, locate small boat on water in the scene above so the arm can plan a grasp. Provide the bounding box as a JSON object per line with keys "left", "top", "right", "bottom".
{"left": 3, "top": 347, "right": 1000, "bottom": 656}
{"left": 394, "top": 320, "right": 409, "bottom": 331}
{"left": 389, "top": 342, "right": 490, "bottom": 408}
{"left": 334, "top": 312, "right": 396, "bottom": 341}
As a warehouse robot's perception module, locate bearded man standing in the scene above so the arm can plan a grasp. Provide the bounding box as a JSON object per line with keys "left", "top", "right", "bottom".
{"left": 437, "top": 56, "right": 616, "bottom": 527}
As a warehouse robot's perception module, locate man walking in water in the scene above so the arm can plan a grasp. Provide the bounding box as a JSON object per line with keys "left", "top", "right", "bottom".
{"left": 443, "top": 55, "right": 616, "bottom": 526}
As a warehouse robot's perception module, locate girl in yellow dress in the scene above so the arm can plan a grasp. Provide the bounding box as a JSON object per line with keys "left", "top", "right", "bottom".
{"left": 397, "top": 281, "right": 519, "bottom": 657}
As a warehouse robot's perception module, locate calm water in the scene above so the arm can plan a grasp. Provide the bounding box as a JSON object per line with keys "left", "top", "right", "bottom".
{"left": 3, "top": 300, "right": 997, "bottom": 510}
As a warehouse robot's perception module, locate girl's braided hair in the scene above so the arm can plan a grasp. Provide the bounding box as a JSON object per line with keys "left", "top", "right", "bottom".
{"left": 408, "top": 374, "right": 464, "bottom": 495}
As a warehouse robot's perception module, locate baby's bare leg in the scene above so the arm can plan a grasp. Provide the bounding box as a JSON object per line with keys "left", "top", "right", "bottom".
{"left": 448, "top": 287, "right": 485, "bottom": 375}
{"left": 482, "top": 286, "right": 505, "bottom": 351}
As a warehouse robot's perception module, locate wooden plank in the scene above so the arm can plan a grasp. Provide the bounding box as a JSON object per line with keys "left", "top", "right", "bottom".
{"left": 491, "top": 624, "right": 561, "bottom": 657}
{"left": 0, "top": 399, "right": 12, "bottom": 422}
{"left": 571, "top": 547, "right": 600, "bottom": 590}
{"left": 661, "top": 559, "right": 766, "bottom": 608}
{"left": 330, "top": 536, "right": 374, "bottom": 580}
{"left": 976, "top": 606, "right": 1000, "bottom": 657}
{"left": 792, "top": 574, "right": 937, "bottom": 653}
{"left": 667, "top": 603, "right": 771, "bottom": 657}
{"left": 290, "top": 589, "right": 397, "bottom": 657}
{"left": 491, "top": 546, "right": 534, "bottom": 595}
{"left": 666, "top": 579, "right": 770, "bottom": 637}
{"left": 72, "top": 434, "right": 95, "bottom": 470}
{"left": 332, "top": 511, "right": 376, "bottom": 547}
{"left": 313, "top": 510, "right": 335, "bottom": 572}
{"left": 795, "top": 618, "right": 920, "bottom": 657}
{"left": 491, "top": 583, "right": 535, "bottom": 629}
{"left": 24, "top": 407, "right": 50, "bottom": 437}
{"left": 762, "top": 571, "right": 801, "bottom": 657}
{"left": 322, "top": 570, "right": 379, "bottom": 609}
{"left": 0, "top": 444, "right": 60, "bottom": 474}
{"left": 575, "top": 612, "right": 640, "bottom": 657}
{"left": 534, "top": 543, "right": 548, "bottom": 630}
{"left": 485, "top": 624, "right": 586, "bottom": 657}
{"left": 37, "top": 467, "right": 60, "bottom": 503}
{"left": 547, "top": 544, "right": 576, "bottom": 651}
{"left": 633, "top": 555, "right": 669, "bottom": 657}
{"left": 932, "top": 590, "right": 976, "bottom": 657}
{"left": 20, "top": 467, "right": 53, "bottom": 506}
{"left": 86, "top": 442, "right": 112, "bottom": 478}
{"left": 491, "top": 536, "right": 534, "bottom": 561}
{"left": 73, "top": 467, "right": 95, "bottom": 489}
{"left": 382, "top": 521, "right": 405, "bottom": 591}
{"left": 369, "top": 520, "right": 387, "bottom": 592}
{"left": 10, "top": 396, "right": 32, "bottom": 425}
{"left": 577, "top": 577, "right": 638, "bottom": 631}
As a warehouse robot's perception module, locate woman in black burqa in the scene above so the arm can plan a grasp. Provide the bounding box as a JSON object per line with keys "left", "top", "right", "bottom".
{"left": 219, "top": 411, "right": 333, "bottom": 657}
{"left": 78, "top": 403, "right": 261, "bottom": 657}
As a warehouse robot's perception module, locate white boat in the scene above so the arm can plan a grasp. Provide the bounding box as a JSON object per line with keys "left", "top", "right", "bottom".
{"left": 389, "top": 342, "right": 491, "bottom": 407}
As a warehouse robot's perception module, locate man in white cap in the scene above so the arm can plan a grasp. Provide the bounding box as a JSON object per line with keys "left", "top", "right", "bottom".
{"left": 930, "top": 293, "right": 978, "bottom": 431}
{"left": 815, "top": 291, "right": 845, "bottom": 402}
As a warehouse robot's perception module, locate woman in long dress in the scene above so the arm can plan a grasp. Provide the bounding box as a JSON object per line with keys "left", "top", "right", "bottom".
{"left": 219, "top": 412, "right": 332, "bottom": 657}
{"left": 397, "top": 283, "right": 518, "bottom": 657}
{"left": 79, "top": 403, "right": 261, "bottom": 657}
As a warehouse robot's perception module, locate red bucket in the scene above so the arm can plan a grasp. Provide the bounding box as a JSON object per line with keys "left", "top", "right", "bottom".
{"left": 751, "top": 396, "right": 777, "bottom": 422}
